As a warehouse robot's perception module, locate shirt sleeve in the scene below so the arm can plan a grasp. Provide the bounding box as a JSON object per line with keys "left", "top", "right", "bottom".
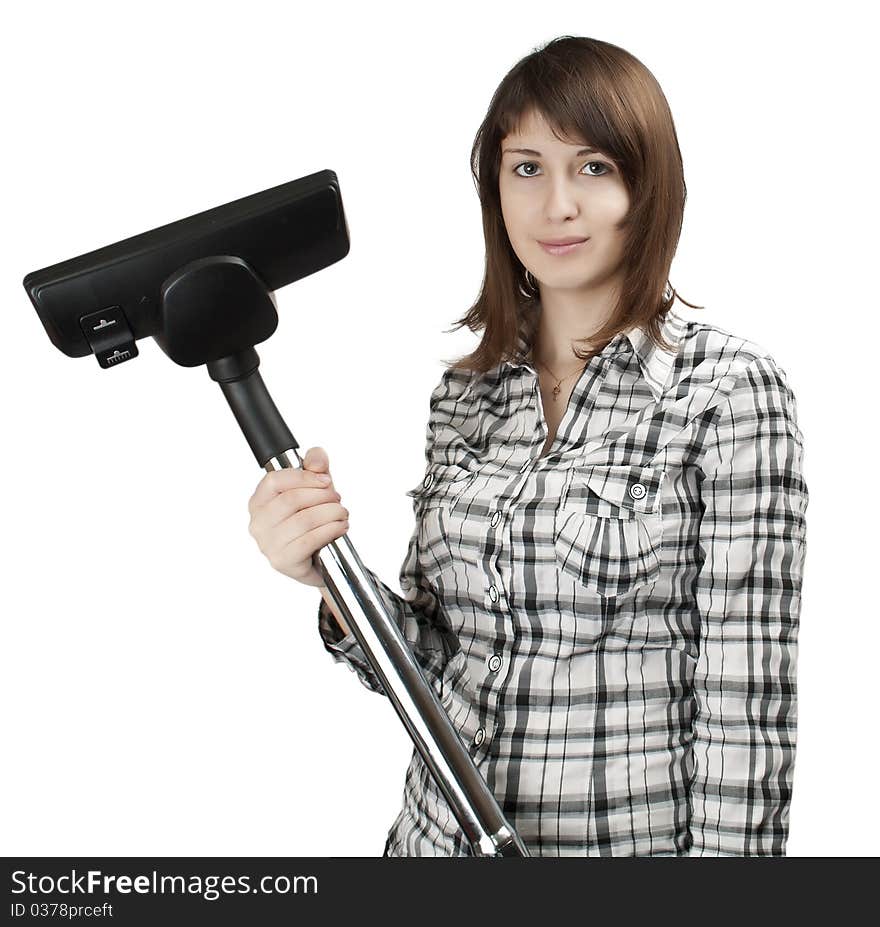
{"left": 316, "top": 368, "right": 471, "bottom": 697}
{"left": 687, "top": 355, "right": 809, "bottom": 856}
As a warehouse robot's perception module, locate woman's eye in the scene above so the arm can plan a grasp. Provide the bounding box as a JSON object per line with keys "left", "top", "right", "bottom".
{"left": 583, "top": 161, "right": 610, "bottom": 176}
{"left": 513, "top": 162, "right": 540, "bottom": 177}
{"left": 512, "top": 160, "right": 610, "bottom": 178}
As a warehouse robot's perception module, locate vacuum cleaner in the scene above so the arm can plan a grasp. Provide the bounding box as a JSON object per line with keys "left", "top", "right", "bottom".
{"left": 22, "top": 171, "right": 529, "bottom": 858}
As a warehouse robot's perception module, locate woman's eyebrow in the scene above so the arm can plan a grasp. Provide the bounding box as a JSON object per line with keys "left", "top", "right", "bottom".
{"left": 502, "top": 146, "right": 599, "bottom": 157}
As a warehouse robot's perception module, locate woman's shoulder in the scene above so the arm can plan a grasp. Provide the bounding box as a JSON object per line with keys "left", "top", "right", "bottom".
{"left": 428, "top": 365, "right": 477, "bottom": 410}
{"left": 672, "top": 305, "right": 798, "bottom": 399}
{"left": 677, "top": 306, "right": 773, "bottom": 362}
{"left": 670, "top": 307, "right": 803, "bottom": 442}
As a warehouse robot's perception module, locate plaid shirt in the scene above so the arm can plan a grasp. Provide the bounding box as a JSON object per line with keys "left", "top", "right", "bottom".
{"left": 318, "top": 304, "right": 809, "bottom": 857}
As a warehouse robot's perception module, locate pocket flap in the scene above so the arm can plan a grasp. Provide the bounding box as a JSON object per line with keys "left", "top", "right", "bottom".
{"left": 567, "top": 463, "right": 667, "bottom": 516}
{"left": 405, "top": 462, "right": 474, "bottom": 500}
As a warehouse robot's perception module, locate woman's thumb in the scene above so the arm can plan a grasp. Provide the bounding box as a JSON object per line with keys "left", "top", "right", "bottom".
{"left": 303, "top": 446, "right": 330, "bottom": 475}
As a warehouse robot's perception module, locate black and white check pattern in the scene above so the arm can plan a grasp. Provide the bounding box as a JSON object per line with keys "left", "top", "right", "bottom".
{"left": 318, "top": 304, "right": 808, "bottom": 857}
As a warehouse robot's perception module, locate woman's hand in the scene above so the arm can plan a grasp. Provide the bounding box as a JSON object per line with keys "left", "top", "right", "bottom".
{"left": 247, "top": 446, "right": 349, "bottom": 587}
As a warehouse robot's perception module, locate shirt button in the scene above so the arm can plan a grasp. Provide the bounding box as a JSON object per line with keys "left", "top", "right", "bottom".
{"left": 490, "top": 511, "right": 501, "bottom": 527}
{"left": 488, "top": 654, "right": 502, "bottom": 672}
{"left": 473, "top": 727, "right": 485, "bottom": 746}
{"left": 423, "top": 473, "right": 434, "bottom": 490}
{"left": 629, "top": 482, "right": 646, "bottom": 500}
{"left": 488, "top": 585, "right": 499, "bottom": 603}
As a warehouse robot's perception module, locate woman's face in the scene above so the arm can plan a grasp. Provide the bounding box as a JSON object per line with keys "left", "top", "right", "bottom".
{"left": 499, "top": 109, "right": 631, "bottom": 298}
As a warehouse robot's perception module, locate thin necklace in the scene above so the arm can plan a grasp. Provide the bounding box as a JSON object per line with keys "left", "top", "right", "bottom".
{"left": 535, "top": 357, "right": 587, "bottom": 400}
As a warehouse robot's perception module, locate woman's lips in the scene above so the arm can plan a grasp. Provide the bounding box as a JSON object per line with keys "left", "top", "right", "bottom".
{"left": 538, "top": 238, "right": 589, "bottom": 256}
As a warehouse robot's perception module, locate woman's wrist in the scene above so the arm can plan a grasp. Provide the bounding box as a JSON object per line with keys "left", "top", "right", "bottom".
{"left": 319, "top": 585, "right": 352, "bottom": 636}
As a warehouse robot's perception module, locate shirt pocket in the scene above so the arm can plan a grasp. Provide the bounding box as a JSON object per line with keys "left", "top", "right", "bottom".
{"left": 554, "top": 462, "right": 667, "bottom": 598}
{"left": 405, "top": 463, "right": 476, "bottom": 585}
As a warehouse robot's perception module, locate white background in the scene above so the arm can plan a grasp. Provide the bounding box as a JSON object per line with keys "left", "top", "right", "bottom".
{"left": 2, "top": 0, "right": 876, "bottom": 857}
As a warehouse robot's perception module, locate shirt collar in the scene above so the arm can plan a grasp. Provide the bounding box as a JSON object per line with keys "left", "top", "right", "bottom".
{"left": 504, "top": 304, "right": 687, "bottom": 402}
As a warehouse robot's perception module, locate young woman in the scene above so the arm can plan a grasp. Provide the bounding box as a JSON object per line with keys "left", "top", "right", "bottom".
{"left": 249, "top": 35, "right": 809, "bottom": 857}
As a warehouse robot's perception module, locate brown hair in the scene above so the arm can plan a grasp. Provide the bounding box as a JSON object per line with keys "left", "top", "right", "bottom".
{"left": 443, "top": 35, "right": 703, "bottom": 374}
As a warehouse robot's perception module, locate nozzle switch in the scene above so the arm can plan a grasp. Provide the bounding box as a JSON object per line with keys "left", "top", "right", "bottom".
{"left": 79, "top": 306, "right": 138, "bottom": 369}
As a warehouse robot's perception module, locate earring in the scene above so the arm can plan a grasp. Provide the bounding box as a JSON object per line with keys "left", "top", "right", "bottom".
{"left": 525, "top": 269, "right": 537, "bottom": 289}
